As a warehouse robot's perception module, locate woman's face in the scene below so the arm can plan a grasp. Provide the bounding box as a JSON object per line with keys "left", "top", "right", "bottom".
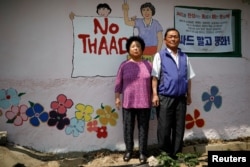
{"left": 129, "top": 41, "right": 143, "bottom": 58}
{"left": 141, "top": 7, "right": 152, "bottom": 19}
{"left": 98, "top": 8, "right": 110, "bottom": 17}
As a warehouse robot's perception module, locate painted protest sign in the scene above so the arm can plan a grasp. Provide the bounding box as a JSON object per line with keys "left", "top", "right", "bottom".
{"left": 72, "top": 16, "right": 133, "bottom": 77}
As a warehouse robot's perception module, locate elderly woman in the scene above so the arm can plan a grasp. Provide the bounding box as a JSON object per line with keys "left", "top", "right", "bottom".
{"left": 115, "top": 36, "right": 152, "bottom": 164}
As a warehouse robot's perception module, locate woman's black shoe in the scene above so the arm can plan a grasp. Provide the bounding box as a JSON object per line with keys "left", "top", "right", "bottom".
{"left": 123, "top": 152, "right": 132, "bottom": 162}
{"left": 139, "top": 154, "right": 147, "bottom": 164}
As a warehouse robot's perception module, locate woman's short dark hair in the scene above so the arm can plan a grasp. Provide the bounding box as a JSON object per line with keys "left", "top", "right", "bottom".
{"left": 96, "top": 3, "right": 112, "bottom": 15}
{"left": 126, "top": 36, "right": 145, "bottom": 53}
{"left": 140, "top": 2, "right": 155, "bottom": 16}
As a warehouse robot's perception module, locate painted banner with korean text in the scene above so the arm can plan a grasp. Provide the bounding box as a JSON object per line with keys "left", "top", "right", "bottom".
{"left": 175, "top": 7, "right": 233, "bottom": 53}
{"left": 72, "top": 16, "right": 132, "bottom": 77}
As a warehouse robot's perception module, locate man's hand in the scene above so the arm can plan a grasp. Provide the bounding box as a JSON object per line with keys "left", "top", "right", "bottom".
{"left": 187, "top": 95, "right": 192, "bottom": 105}
{"left": 152, "top": 94, "right": 159, "bottom": 107}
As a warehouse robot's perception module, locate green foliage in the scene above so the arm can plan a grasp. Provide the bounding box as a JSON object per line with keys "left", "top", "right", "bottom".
{"left": 156, "top": 152, "right": 199, "bottom": 167}
{"left": 157, "top": 152, "right": 180, "bottom": 167}
{"left": 18, "top": 92, "right": 26, "bottom": 97}
{"left": 177, "top": 153, "right": 199, "bottom": 167}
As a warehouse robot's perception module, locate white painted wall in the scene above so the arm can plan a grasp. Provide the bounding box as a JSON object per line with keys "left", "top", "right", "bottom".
{"left": 0, "top": 0, "right": 250, "bottom": 153}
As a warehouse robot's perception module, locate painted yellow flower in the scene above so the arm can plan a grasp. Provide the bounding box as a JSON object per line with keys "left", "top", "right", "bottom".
{"left": 96, "top": 105, "right": 118, "bottom": 126}
{"left": 75, "top": 103, "right": 94, "bottom": 122}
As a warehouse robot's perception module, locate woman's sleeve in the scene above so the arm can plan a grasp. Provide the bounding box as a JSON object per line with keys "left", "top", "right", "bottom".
{"left": 114, "top": 64, "right": 123, "bottom": 93}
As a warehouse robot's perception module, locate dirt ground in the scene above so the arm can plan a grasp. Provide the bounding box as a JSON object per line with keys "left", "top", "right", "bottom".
{"left": 0, "top": 143, "right": 158, "bottom": 167}
{"left": 1, "top": 137, "right": 249, "bottom": 167}
{"left": 0, "top": 145, "right": 152, "bottom": 167}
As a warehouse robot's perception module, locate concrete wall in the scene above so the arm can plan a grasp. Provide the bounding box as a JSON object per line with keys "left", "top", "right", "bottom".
{"left": 0, "top": 0, "right": 250, "bottom": 153}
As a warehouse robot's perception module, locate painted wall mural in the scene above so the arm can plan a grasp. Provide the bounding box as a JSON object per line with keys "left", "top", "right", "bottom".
{"left": 122, "top": 1, "right": 163, "bottom": 61}
{"left": 0, "top": 0, "right": 249, "bottom": 153}
{"left": 202, "top": 85, "right": 222, "bottom": 112}
{"left": 184, "top": 85, "right": 222, "bottom": 130}
{"left": 185, "top": 109, "right": 205, "bottom": 129}
{"left": 0, "top": 85, "right": 222, "bottom": 138}
{"left": 70, "top": 2, "right": 131, "bottom": 77}
{"left": 1, "top": 88, "right": 119, "bottom": 139}
{"left": 71, "top": 1, "right": 164, "bottom": 77}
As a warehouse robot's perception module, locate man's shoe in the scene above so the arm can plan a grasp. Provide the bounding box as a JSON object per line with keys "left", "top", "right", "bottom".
{"left": 123, "top": 152, "right": 132, "bottom": 162}
{"left": 139, "top": 154, "right": 147, "bottom": 164}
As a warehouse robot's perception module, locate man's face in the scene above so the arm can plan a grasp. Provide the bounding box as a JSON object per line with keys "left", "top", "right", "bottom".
{"left": 165, "top": 30, "right": 180, "bottom": 50}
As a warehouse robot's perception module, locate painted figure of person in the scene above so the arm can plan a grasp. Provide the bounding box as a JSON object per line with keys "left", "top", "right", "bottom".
{"left": 151, "top": 28, "right": 195, "bottom": 159}
{"left": 69, "top": 3, "right": 112, "bottom": 20}
{"left": 96, "top": 3, "right": 112, "bottom": 17}
{"left": 122, "top": 2, "right": 163, "bottom": 56}
{"left": 115, "top": 36, "right": 152, "bottom": 164}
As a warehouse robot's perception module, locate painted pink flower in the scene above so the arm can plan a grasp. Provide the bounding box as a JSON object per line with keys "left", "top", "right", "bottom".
{"left": 87, "top": 120, "right": 98, "bottom": 132}
{"left": 50, "top": 94, "right": 73, "bottom": 114}
{"left": 5, "top": 105, "right": 28, "bottom": 126}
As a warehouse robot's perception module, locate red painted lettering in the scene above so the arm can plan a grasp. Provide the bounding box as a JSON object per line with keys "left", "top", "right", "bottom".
{"left": 98, "top": 36, "right": 109, "bottom": 54}
{"left": 118, "top": 37, "right": 127, "bottom": 54}
{"left": 109, "top": 23, "right": 119, "bottom": 34}
{"left": 94, "top": 18, "right": 109, "bottom": 34}
{"left": 78, "top": 34, "right": 90, "bottom": 53}
{"left": 88, "top": 38, "right": 97, "bottom": 54}
{"left": 109, "top": 36, "right": 118, "bottom": 54}
{"left": 78, "top": 18, "right": 127, "bottom": 55}
{"left": 94, "top": 18, "right": 119, "bottom": 35}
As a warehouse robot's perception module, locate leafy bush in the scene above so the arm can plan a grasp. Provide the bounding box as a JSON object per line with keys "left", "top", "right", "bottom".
{"left": 155, "top": 152, "right": 199, "bottom": 167}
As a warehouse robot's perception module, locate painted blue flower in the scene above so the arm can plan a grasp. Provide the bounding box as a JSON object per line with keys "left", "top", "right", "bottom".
{"left": 0, "top": 88, "right": 20, "bottom": 109}
{"left": 65, "top": 117, "right": 85, "bottom": 137}
{"left": 26, "top": 102, "right": 49, "bottom": 126}
{"left": 202, "top": 86, "right": 222, "bottom": 112}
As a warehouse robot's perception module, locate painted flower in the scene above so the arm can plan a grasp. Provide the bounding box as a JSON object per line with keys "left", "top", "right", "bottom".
{"left": 97, "top": 126, "right": 107, "bottom": 138}
{"left": 0, "top": 88, "right": 20, "bottom": 109}
{"left": 47, "top": 110, "right": 70, "bottom": 130}
{"left": 87, "top": 120, "right": 98, "bottom": 132}
{"left": 202, "top": 86, "right": 222, "bottom": 112}
{"left": 26, "top": 102, "right": 49, "bottom": 127}
{"left": 75, "top": 103, "right": 94, "bottom": 122}
{"left": 96, "top": 104, "right": 118, "bottom": 126}
{"left": 5, "top": 105, "right": 28, "bottom": 126}
{"left": 185, "top": 109, "right": 205, "bottom": 129}
{"left": 51, "top": 94, "right": 73, "bottom": 114}
{"left": 65, "top": 117, "right": 85, "bottom": 137}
